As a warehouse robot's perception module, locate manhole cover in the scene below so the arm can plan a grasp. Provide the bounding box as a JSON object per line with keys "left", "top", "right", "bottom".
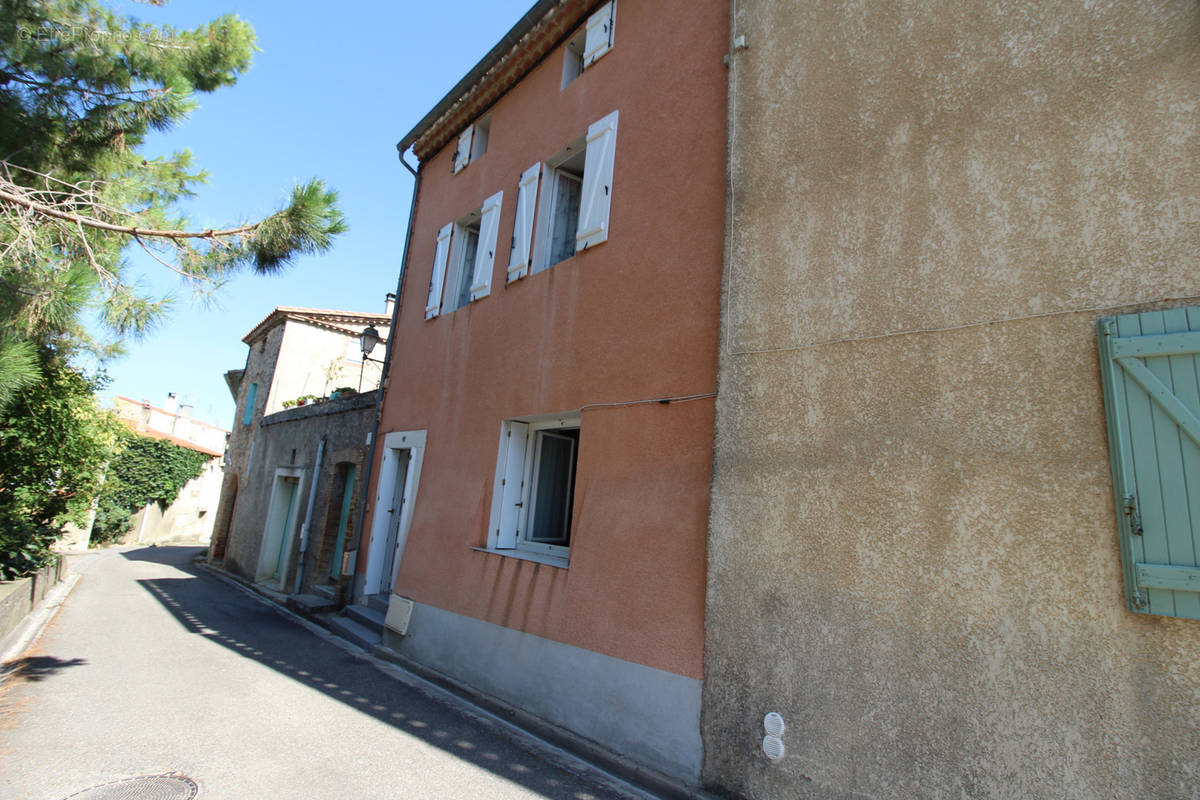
{"left": 61, "top": 774, "right": 198, "bottom": 800}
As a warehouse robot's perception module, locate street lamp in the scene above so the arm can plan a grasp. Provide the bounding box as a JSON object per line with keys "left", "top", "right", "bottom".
{"left": 360, "top": 325, "right": 381, "bottom": 359}
{"left": 358, "top": 325, "right": 384, "bottom": 391}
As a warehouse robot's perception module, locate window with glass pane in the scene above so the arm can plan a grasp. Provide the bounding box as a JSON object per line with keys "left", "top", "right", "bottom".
{"left": 548, "top": 171, "right": 582, "bottom": 268}
{"left": 451, "top": 223, "right": 480, "bottom": 311}
{"left": 527, "top": 429, "right": 578, "bottom": 547}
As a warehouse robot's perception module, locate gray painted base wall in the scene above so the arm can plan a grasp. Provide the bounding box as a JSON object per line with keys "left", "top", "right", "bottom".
{"left": 384, "top": 600, "right": 703, "bottom": 783}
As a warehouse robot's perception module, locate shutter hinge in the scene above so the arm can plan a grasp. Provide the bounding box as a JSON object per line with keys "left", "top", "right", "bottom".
{"left": 1123, "top": 494, "right": 1143, "bottom": 536}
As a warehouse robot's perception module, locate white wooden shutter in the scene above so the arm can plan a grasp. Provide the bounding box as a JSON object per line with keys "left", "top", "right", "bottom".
{"left": 453, "top": 126, "right": 473, "bottom": 173}
{"left": 470, "top": 190, "right": 503, "bottom": 301}
{"left": 576, "top": 110, "right": 618, "bottom": 252}
{"left": 496, "top": 421, "right": 529, "bottom": 549}
{"left": 583, "top": 1, "right": 615, "bottom": 67}
{"left": 508, "top": 164, "right": 542, "bottom": 282}
{"left": 425, "top": 223, "right": 453, "bottom": 319}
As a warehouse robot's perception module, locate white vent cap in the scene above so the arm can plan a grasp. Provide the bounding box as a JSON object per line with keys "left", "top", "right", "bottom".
{"left": 762, "top": 734, "right": 785, "bottom": 761}
{"left": 763, "top": 711, "right": 786, "bottom": 737}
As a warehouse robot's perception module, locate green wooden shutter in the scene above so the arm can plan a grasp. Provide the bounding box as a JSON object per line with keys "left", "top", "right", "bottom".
{"left": 241, "top": 382, "right": 257, "bottom": 425}
{"left": 1098, "top": 307, "right": 1200, "bottom": 619}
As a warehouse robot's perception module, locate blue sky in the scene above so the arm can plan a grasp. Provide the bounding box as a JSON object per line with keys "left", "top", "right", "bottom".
{"left": 94, "top": 0, "right": 534, "bottom": 428}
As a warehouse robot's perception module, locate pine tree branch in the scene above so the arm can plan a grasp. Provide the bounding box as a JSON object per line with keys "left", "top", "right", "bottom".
{"left": 0, "top": 185, "right": 259, "bottom": 240}
{"left": 1, "top": 69, "right": 168, "bottom": 103}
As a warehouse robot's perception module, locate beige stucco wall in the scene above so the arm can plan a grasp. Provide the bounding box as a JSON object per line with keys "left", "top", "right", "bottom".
{"left": 123, "top": 458, "right": 224, "bottom": 546}
{"left": 268, "top": 323, "right": 381, "bottom": 415}
{"left": 705, "top": 2, "right": 1200, "bottom": 798}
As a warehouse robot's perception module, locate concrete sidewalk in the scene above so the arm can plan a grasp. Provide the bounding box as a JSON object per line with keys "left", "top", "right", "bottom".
{"left": 0, "top": 545, "right": 653, "bottom": 800}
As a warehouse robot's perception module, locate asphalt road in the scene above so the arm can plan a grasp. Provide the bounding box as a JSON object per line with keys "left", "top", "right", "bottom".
{"left": 0, "top": 546, "right": 652, "bottom": 800}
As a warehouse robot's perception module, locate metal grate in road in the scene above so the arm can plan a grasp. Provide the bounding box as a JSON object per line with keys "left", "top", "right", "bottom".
{"left": 60, "top": 774, "right": 198, "bottom": 800}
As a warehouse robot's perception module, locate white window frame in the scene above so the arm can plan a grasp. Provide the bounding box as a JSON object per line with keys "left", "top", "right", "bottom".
{"left": 453, "top": 116, "right": 492, "bottom": 173}
{"left": 562, "top": 1, "right": 615, "bottom": 88}
{"left": 518, "top": 110, "right": 618, "bottom": 279}
{"left": 427, "top": 191, "right": 503, "bottom": 318}
{"left": 487, "top": 413, "right": 581, "bottom": 562}
{"left": 444, "top": 211, "right": 481, "bottom": 314}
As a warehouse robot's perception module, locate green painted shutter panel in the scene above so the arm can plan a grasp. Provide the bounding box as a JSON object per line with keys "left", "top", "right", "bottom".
{"left": 1098, "top": 307, "right": 1200, "bottom": 620}
{"left": 241, "top": 382, "right": 257, "bottom": 425}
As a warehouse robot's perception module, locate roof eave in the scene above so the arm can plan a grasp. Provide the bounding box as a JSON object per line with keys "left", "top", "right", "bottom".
{"left": 396, "top": 0, "right": 562, "bottom": 156}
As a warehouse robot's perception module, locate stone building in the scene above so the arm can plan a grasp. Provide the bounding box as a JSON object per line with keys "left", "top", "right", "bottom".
{"left": 704, "top": 3, "right": 1200, "bottom": 798}
{"left": 221, "top": 390, "right": 377, "bottom": 599}
{"left": 210, "top": 304, "right": 391, "bottom": 567}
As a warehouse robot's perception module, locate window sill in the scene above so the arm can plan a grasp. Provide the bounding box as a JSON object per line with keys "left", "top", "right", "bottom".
{"left": 470, "top": 546, "right": 569, "bottom": 570}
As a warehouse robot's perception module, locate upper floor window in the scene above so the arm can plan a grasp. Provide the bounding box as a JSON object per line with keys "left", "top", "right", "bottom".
{"left": 425, "top": 190, "right": 504, "bottom": 319}
{"left": 453, "top": 115, "right": 491, "bottom": 174}
{"left": 507, "top": 109, "right": 618, "bottom": 282}
{"left": 562, "top": 1, "right": 616, "bottom": 88}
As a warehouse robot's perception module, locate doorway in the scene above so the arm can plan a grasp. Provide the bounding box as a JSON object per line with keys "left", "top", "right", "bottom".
{"left": 364, "top": 431, "right": 426, "bottom": 604}
{"left": 257, "top": 469, "right": 304, "bottom": 586}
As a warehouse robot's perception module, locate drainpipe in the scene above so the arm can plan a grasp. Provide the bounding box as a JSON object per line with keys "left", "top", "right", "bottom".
{"left": 344, "top": 147, "right": 420, "bottom": 605}
{"left": 293, "top": 436, "right": 326, "bottom": 595}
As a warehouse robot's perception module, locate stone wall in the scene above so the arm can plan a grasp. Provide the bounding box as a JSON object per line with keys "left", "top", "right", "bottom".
{"left": 222, "top": 391, "right": 376, "bottom": 597}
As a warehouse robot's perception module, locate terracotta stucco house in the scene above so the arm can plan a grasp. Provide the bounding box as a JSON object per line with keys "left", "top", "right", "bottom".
{"left": 354, "top": 0, "right": 727, "bottom": 784}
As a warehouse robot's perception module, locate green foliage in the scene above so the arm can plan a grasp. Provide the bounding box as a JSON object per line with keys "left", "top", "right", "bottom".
{"left": 0, "top": 0, "right": 345, "bottom": 405}
{"left": 90, "top": 427, "right": 211, "bottom": 543}
{"left": 0, "top": 505, "right": 60, "bottom": 580}
{"left": 281, "top": 393, "right": 321, "bottom": 409}
{"left": 0, "top": 351, "right": 122, "bottom": 579}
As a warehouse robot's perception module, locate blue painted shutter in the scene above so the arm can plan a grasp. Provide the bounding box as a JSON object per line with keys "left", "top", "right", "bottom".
{"left": 1098, "top": 307, "right": 1200, "bottom": 619}
{"left": 241, "top": 382, "right": 257, "bottom": 425}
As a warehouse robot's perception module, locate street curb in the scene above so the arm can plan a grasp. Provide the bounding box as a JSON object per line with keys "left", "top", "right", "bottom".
{"left": 1, "top": 571, "right": 81, "bottom": 665}
{"left": 195, "top": 560, "right": 726, "bottom": 800}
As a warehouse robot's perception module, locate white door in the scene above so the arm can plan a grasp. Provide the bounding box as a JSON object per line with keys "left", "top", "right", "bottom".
{"left": 376, "top": 449, "right": 410, "bottom": 596}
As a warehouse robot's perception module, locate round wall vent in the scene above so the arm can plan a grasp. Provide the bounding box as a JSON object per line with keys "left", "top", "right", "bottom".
{"left": 763, "top": 711, "right": 786, "bottom": 737}
{"left": 762, "top": 734, "right": 786, "bottom": 761}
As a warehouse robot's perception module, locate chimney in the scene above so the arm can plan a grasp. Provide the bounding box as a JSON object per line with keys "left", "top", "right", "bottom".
{"left": 179, "top": 403, "right": 194, "bottom": 419}
{"left": 164, "top": 392, "right": 178, "bottom": 414}
{"left": 384, "top": 292, "right": 397, "bottom": 318}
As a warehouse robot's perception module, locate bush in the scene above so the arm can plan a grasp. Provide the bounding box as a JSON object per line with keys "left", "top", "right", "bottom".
{"left": 0, "top": 356, "right": 121, "bottom": 579}
{"left": 0, "top": 507, "right": 60, "bottom": 581}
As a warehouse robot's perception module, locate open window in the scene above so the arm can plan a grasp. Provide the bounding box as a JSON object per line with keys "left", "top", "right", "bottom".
{"left": 452, "top": 116, "right": 492, "bottom": 173}
{"left": 488, "top": 414, "right": 581, "bottom": 561}
{"left": 509, "top": 110, "right": 618, "bottom": 282}
{"left": 445, "top": 210, "right": 481, "bottom": 313}
{"left": 426, "top": 191, "right": 503, "bottom": 319}
{"left": 562, "top": 1, "right": 616, "bottom": 88}
{"left": 535, "top": 140, "right": 585, "bottom": 274}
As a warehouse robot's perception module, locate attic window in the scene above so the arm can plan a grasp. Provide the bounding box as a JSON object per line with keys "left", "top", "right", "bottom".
{"left": 453, "top": 117, "right": 491, "bottom": 173}
{"left": 472, "top": 117, "right": 490, "bottom": 161}
{"left": 562, "top": 1, "right": 615, "bottom": 89}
